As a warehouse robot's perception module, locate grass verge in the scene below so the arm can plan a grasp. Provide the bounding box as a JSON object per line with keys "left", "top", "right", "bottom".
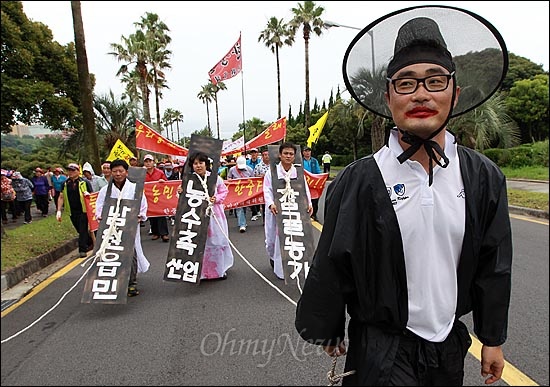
{"left": 1, "top": 216, "right": 77, "bottom": 272}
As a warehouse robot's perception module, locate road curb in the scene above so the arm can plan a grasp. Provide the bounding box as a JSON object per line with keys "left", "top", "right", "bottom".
{"left": 509, "top": 205, "right": 549, "bottom": 219}
{"left": 1, "top": 238, "right": 78, "bottom": 293}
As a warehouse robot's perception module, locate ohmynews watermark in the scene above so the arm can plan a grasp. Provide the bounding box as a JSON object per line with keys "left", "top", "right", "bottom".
{"left": 200, "top": 328, "right": 345, "bottom": 368}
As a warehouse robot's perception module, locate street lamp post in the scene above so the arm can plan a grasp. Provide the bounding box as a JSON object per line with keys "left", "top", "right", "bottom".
{"left": 325, "top": 20, "right": 375, "bottom": 73}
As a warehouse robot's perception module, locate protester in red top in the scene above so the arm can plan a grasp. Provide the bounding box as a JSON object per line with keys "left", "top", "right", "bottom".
{"left": 143, "top": 154, "right": 170, "bottom": 242}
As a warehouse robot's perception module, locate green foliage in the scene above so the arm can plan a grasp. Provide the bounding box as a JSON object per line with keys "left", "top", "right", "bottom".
{"left": 502, "top": 53, "right": 548, "bottom": 91}
{"left": 1, "top": 215, "right": 77, "bottom": 272}
{"left": 506, "top": 74, "right": 549, "bottom": 142}
{"left": 1, "top": 1, "right": 82, "bottom": 134}
{"left": 482, "top": 140, "right": 549, "bottom": 168}
{"left": 1, "top": 134, "right": 75, "bottom": 177}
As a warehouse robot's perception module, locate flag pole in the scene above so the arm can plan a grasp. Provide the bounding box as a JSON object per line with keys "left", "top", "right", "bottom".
{"left": 240, "top": 32, "right": 247, "bottom": 154}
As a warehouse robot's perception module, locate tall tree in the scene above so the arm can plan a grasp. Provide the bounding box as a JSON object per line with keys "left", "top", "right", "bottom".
{"left": 210, "top": 81, "right": 227, "bottom": 139}
{"left": 258, "top": 17, "right": 295, "bottom": 120}
{"left": 134, "top": 12, "right": 172, "bottom": 131}
{"left": 109, "top": 30, "right": 152, "bottom": 124}
{"left": 289, "top": 1, "right": 326, "bottom": 131}
{"left": 1, "top": 1, "right": 81, "bottom": 134}
{"left": 71, "top": 1, "right": 100, "bottom": 171}
{"left": 197, "top": 83, "right": 214, "bottom": 137}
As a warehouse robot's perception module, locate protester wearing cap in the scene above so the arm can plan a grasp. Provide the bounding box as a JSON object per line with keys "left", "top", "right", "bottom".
{"left": 296, "top": 6, "right": 512, "bottom": 385}
{"left": 244, "top": 149, "right": 262, "bottom": 221}
{"left": 227, "top": 155, "right": 254, "bottom": 232}
{"left": 99, "top": 161, "right": 111, "bottom": 187}
{"left": 143, "top": 154, "right": 170, "bottom": 242}
{"left": 57, "top": 163, "right": 94, "bottom": 257}
{"left": 1, "top": 170, "right": 17, "bottom": 224}
{"left": 10, "top": 171, "right": 34, "bottom": 224}
{"left": 52, "top": 167, "right": 68, "bottom": 212}
{"left": 129, "top": 156, "right": 139, "bottom": 167}
{"left": 301, "top": 145, "right": 321, "bottom": 221}
{"left": 32, "top": 167, "right": 51, "bottom": 217}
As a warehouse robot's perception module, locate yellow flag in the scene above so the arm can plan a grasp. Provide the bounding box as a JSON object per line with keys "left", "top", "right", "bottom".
{"left": 306, "top": 111, "right": 329, "bottom": 148}
{"left": 106, "top": 139, "right": 135, "bottom": 163}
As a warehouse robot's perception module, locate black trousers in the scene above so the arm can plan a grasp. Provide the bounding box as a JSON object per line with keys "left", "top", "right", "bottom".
{"left": 70, "top": 211, "right": 92, "bottom": 253}
{"left": 35, "top": 194, "right": 49, "bottom": 215}
{"left": 388, "top": 323, "right": 471, "bottom": 386}
{"left": 150, "top": 216, "right": 169, "bottom": 237}
{"left": 311, "top": 198, "right": 319, "bottom": 218}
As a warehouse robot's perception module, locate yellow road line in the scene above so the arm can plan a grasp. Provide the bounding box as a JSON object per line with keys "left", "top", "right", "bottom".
{"left": 1, "top": 258, "right": 86, "bottom": 318}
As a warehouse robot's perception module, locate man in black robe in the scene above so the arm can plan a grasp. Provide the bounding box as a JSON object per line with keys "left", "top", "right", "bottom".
{"left": 295, "top": 6, "right": 512, "bottom": 386}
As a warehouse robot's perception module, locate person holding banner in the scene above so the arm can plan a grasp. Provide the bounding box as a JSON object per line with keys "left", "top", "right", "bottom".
{"left": 95, "top": 159, "right": 150, "bottom": 297}
{"left": 302, "top": 146, "right": 322, "bottom": 221}
{"left": 227, "top": 156, "right": 255, "bottom": 233}
{"left": 263, "top": 142, "right": 312, "bottom": 279}
{"left": 178, "top": 151, "right": 234, "bottom": 280}
{"left": 143, "top": 154, "right": 170, "bottom": 242}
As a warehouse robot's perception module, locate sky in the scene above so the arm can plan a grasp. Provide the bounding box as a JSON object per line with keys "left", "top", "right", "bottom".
{"left": 21, "top": 1, "right": 549, "bottom": 141}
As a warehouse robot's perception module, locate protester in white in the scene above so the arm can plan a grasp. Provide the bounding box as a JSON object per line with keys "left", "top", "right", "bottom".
{"left": 95, "top": 159, "right": 149, "bottom": 296}
{"left": 263, "top": 142, "right": 312, "bottom": 280}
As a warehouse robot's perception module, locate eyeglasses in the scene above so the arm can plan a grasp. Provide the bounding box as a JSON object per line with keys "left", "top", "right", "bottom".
{"left": 387, "top": 72, "right": 455, "bottom": 95}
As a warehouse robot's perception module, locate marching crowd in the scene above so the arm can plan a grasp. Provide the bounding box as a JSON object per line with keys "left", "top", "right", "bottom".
{"left": 1, "top": 143, "right": 323, "bottom": 294}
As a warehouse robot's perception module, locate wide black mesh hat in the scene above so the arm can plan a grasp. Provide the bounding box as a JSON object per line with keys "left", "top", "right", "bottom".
{"left": 342, "top": 5, "right": 508, "bottom": 119}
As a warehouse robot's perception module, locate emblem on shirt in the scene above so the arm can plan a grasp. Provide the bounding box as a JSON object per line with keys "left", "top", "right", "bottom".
{"left": 387, "top": 183, "right": 409, "bottom": 205}
{"left": 457, "top": 188, "right": 465, "bottom": 199}
{"left": 393, "top": 184, "right": 405, "bottom": 196}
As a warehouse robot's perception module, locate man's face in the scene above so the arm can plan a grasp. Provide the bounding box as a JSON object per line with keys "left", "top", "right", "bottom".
{"left": 303, "top": 149, "right": 312, "bottom": 159}
{"left": 67, "top": 168, "right": 79, "bottom": 178}
{"left": 279, "top": 147, "right": 295, "bottom": 167}
{"left": 385, "top": 63, "right": 459, "bottom": 138}
{"left": 250, "top": 151, "right": 258, "bottom": 160}
{"left": 102, "top": 164, "right": 111, "bottom": 177}
{"left": 261, "top": 151, "right": 270, "bottom": 163}
{"left": 144, "top": 159, "right": 155, "bottom": 169}
{"left": 111, "top": 165, "right": 128, "bottom": 184}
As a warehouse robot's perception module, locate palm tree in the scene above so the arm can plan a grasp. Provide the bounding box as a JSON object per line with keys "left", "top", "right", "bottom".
{"left": 197, "top": 83, "right": 214, "bottom": 137}
{"left": 93, "top": 90, "right": 139, "bottom": 154}
{"left": 450, "top": 92, "right": 521, "bottom": 150}
{"left": 258, "top": 17, "right": 295, "bottom": 120}
{"left": 109, "top": 30, "right": 152, "bottom": 124}
{"left": 211, "top": 81, "right": 227, "bottom": 139}
{"left": 289, "top": 1, "right": 326, "bottom": 131}
{"left": 174, "top": 110, "right": 184, "bottom": 143}
{"left": 70, "top": 1, "right": 101, "bottom": 171}
{"left": 134, "top": 12, "right": 172, "bottom": 131}
{"left": 162, "top": 108, "right": 176, "bottom": 140}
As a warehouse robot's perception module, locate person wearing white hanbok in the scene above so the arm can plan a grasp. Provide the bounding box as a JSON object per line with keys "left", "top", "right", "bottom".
{"left": 185, "top": 151, "right": 234, "bottom": 280}
{"left": 95, "top": 159, "right": 149, "bottom": 297}
{"left": 263, "top": 143, "right": 312, "bottom": 280}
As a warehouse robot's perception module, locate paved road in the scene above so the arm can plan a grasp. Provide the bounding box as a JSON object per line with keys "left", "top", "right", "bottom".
{"left": 506, "top": 179, "right": 548, "bottom": 193}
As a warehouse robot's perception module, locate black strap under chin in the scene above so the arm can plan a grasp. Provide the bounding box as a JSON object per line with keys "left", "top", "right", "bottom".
{"left": 396, "top": 129, "right": 450, "bottom": 186}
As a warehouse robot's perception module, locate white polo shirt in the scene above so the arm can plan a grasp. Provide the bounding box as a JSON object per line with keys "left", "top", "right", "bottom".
{"left": 374, "top": 129, "right": 466, "bottom": 342}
